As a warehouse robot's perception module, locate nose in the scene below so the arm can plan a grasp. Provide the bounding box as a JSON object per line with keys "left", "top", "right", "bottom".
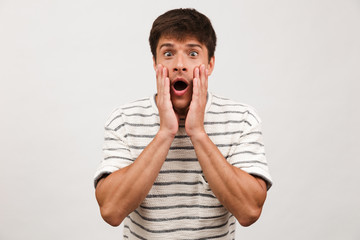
{"left": 173, "top": 55, "right": 187, "bottom": 73}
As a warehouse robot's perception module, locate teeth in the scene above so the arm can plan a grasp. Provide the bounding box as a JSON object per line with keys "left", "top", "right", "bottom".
{"left": 174, "top": 81, "right": 188, "bottom": 91}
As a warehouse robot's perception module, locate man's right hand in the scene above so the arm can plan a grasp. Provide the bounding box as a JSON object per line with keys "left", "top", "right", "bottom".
{"left": 156, "top": 64, "right": 179, "bottom": 137}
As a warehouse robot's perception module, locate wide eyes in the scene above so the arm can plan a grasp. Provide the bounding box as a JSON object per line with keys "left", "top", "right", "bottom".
{"left": 164, "top": 51, "right": 173, "bottom": 57}
{"left": 163, "top": 51, "right": 199, "bottom": 57}
{"left": 189, "top": 51, "right": 198, "bottom": 57}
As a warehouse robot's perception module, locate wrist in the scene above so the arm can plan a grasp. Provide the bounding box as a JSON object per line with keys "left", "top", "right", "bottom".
{"left": 157, "top": 129, "right": 177, "bottom": 141}
{"left": 188, "top": 130, "right": 208, "bottom": 142}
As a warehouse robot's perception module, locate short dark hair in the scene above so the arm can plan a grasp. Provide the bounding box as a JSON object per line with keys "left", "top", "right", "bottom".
{"left": 149, "top": 8, "right": 217, "bottom": 62}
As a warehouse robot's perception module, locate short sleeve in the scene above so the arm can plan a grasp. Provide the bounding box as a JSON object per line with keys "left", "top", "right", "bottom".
{"left": 227, "top": 107, "right": 273, "bottom": 190}
{"left": 93, "top": 108, "right": 133, "bottom": 188}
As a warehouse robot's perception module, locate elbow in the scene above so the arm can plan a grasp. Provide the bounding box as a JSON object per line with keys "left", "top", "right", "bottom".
{"left": 100, "top": 205, "right": 125, "bottom": 227}
{"left": 236, "top": 207, "right": 262, "bottom": 227}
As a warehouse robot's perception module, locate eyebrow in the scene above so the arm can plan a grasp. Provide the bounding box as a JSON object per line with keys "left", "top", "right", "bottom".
{"left": 159, "top": 43, "right": 203, "bottom": 50}
{"left": 159, "top": 43, "right": 174, "bottom": 50}
{"left": 187, "top": 44, "right": 202, "bottom": 49}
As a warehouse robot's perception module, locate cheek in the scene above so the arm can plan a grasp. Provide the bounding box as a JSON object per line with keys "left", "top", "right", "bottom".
{"left": 189, "top": 67, "right": 196, "bottom": 76}
{"left": 159, "top": 61, "right": 172, "bottom": 71}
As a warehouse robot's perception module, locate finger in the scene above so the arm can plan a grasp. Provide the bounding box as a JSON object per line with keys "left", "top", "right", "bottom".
{"left": 196, "top": 65, "right": 203, "bottom": 100}
{"left": 193, "top": 67, "right": 200, "bottom": 97}
{"left": 164, "top": 77, "right": 170, "bottom": 99}
{"left": 195, "top": 66, "right": 200, "bottom": 79}
{"left": 156, "top": 64, "right": 163, "bottom": 95}
{"left": 162, "top": 67, "right": 169, "bottom": 96}
{"left": 193, "top": 76, "right": 199, "bottom": 97}
{"left": 200, "top": 64, "right": 207, "bottom": 93}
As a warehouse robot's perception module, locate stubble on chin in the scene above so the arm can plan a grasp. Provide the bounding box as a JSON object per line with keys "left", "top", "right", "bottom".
{"left": 173, "top": 107, "right": 188, "bottom": 119}
{"left": 171, "top": 98, "right": 191, "bottom": 118}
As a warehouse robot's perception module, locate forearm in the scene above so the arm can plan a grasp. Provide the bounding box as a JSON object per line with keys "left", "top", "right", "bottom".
{"left": 190, "top": 132, "right": 267, "bottom": 226}
{"left": 95, "top": 131, "right": 174, "bottom": 226}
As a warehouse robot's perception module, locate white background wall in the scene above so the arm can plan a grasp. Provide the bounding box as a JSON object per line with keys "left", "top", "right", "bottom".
{"left": 1, "top": 0, "right": 359, "bottom": 239}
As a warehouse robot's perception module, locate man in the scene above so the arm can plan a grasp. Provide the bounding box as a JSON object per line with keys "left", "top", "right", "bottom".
{"left": 94, "top": 8, "right": 272, "bottom": 239}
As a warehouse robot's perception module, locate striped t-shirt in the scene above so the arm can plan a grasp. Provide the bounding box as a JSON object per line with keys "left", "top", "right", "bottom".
{"left": 94, "top": 92, "right": 272, "bottom": 239}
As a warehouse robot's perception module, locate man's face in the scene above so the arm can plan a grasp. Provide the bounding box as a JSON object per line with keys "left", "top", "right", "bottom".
{"left": 154, "top": 36, "right": 215, "bottom": 117}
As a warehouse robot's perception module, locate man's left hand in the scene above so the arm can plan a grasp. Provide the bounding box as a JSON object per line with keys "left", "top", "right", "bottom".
{"left": 185, "top": 64, "right": 208, "bottom": 137}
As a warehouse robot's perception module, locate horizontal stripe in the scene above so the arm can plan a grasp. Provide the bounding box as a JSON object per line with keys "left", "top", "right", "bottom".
{"left": 124, "top": 133, "right": 155, "bottom": 138}
{"left": 127, "top": 145, "right": 195, "bottom": 150}
{"left": 175, "top": 134, "right": 189, "bottom": 138}
{"left": 122, "top": 122, "right": 159, "bottom": 127}
{"left": 207, "top": 110, "right": 249, "bottom": 115}
{"left": 205, "top": 119, "right": 251, "bottom": 126}
{"left": 112, "top": 122, "right": 160, "bottom": 131}
{"left": 159, "top": 170, "right": 202, "bottom": 174}
{"left": 212, "top": 102, "right": 246, "bottom": 107}
{"left": 208, "top": 130, "right": 243, "bottom": 136}
{"left": 226, "top": 151, "right": 265, "bottom": 158}
{"left": 241, "top": 131, "right": 262, "bottom": 137}
{"left": 133, "top": 210, "right": 227, "bottom": 222}
{"left": 103, "top": 147, "right": 130, "bottom": 152}
{"left": 140, "top": 204, "right": 223, "bottom": 210}
{"left": 242, "top": 141, "right": 264, "bottom": 147}
{"left": 132, "top": 98, "right": 150, "bottom": 103}
{"left": 146, "top": 192, "right": 216, "bottom": 199}
{"left": 124, "top": 133, "right": 186, "bottom": 139}
{"left": 212, "top": 95, "right": 230, "bottom": 101}
{"left": 214, "top": 143, "right": 235, "bottom": 148}
{"left": 127, "top": 215, "right": 229, "bottom": 233}
{"left": 127, "top": 145, "right": 146, "bottom": 150}
{"left": 166, "top": 158, "right": 198, "bottom": 162}
{"left": 231, "top": 160, "right": 268, "bottom": 166}
{"left": 153, "top": 181, "right": 203, "bottom": 186}
{"left": 122, "top": 105, "right": 152, "bottom": 110}
{"left": 124, "top": 112, "right": 159, "bottom": 117}
{"left": 104, "top": 156, "right": 133, "bottom": 161}
{"left": 170, "top": 146, "right": 194, "bottom": 150}
{"left": 104, "top": 138, "right": 118, "bottom": 141}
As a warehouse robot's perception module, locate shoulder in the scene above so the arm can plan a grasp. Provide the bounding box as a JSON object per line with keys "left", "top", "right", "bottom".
{"left": 105, "top": 96, "right": 156, "bottom": 129}
{"left": 209, "top": 93, "right": 262, "bottom": 124}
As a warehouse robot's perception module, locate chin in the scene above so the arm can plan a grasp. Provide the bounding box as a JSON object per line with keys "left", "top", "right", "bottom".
{"left": 172, "top": 100, "right": 191, "bottom": 116}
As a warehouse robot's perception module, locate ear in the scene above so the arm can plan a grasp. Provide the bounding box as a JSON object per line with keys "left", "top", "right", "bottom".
{"left": 207, "top": 56, "right": 215, "bottom": 76}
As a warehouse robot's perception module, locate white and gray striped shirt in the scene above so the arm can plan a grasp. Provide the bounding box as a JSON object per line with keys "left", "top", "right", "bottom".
{"left": 94, "top": 92, "right": 272, "bottom": 239}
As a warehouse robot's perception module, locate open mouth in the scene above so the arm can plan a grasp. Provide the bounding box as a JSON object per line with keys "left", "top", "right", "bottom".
{"left": 173, "top": 80, "right": 188, "bottom": 91}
